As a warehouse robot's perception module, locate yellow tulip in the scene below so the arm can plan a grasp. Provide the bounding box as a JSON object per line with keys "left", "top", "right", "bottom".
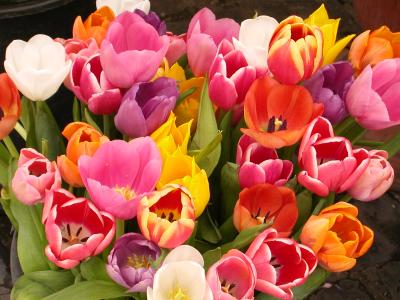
{"left": 157, "top": 149, "right": 210, "bottom": 218}
{"left": 305, "top": 4, "right": 355, "bottom": 65}
{"left": 154, "top": 58, "right": 186, "bottom": 82}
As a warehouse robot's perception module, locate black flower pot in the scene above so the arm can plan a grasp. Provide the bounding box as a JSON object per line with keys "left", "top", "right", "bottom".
{"left": 0, "top": 0, "right": 77, "bottom": 19}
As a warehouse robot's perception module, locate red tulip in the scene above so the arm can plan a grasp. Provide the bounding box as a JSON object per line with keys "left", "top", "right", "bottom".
{"left": 0, "top": 73, "right": 21, "bottom": 140}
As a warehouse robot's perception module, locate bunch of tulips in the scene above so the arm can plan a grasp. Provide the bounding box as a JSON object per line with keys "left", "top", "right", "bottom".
{"left": 1, "top": 1, "right": 400, "bottom": 299}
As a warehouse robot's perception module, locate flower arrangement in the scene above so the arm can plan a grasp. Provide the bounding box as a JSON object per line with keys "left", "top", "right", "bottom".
{"left": 1, "top": 1, "right": 400, "bottom": 299}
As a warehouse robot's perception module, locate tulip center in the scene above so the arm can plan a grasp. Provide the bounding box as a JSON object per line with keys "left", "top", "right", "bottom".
{"left": 169, "top": 285, "right": 189, "bottom": 300}
{"left": 221, "top": 280, "right": 236, "bottom": 295}
{"left": 0, "top": 108, "right": 4, "bottom": 120}
{"left": 79, "top": 131, "right": 92, "bottom": 143}
{"left": 114, "top": 185, "right": 136, "bottom": 201}
{"left": 150, "top": 189, "right": 183, "bottom": 222}
{"left": 126, "top": 254, "right": 152, "bottom": 269}
{"left": 60, "top": 223, "right": 90, "bottom": 249}
{"left": 252, "top": 208, "right": 274, "bottom": 225}
{"left": 265, "top": 115, "right": 287, "bottom": 132}
{"left": 28, "top": 161, "right": 48, "bottom": 177}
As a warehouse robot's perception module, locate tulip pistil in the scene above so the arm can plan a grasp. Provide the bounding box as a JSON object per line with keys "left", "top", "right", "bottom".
{"left": 252, "top": 208, "right": 273, "bottom": 224}
{"left": 169, "top": 285, "right": 189, "bottom": 300}
{"left": 115, "top": 185, "right": 136, "bottom": 201}
{"left": 266, "top": 116, "right": 288, "bottom": 133}
{"left": 221, "top": 279, "right": 236, "bottom": 295}
{"left": 126, "top": 254, "right": 152, "bottom": 269}
{"left": 61, "top": 223, "right": 90, "bottom": 248}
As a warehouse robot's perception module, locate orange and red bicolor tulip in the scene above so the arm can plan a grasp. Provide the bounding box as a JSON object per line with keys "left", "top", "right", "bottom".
{"left": 73, "top": 6, "right": 115, "bottom": 46}
{"left": 57, "top": 122, "right": 108, "bottom": 187}
{"left": 242, "top": 77, "right": 324, "bottom": 149}
{"left": 0, "top": 73, "right": 21, "bottom": 140}
{"left": 233, "top": 183, "right": 298, "bottom": 237}
{"left": 349, "top": 26, "right": 400, "bottom": 75}
{"left": 300, "top": 202, "right": 374, "bottom": 272}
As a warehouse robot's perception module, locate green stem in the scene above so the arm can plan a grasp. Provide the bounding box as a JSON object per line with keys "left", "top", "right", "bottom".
{"left": 312, "top": 192, "right": 335, "bottom": 215}
{"left": 14, "top": 122, "right": 27, "bottom": 140}
{"left": 337, "top": 194, "right": 352, "bottom": 203}
{"left": 30, "top": 205, "right": 45, "bottom": 242}
{"left": 68, "top": 185, "right": 74, "bottom": 193}
{"left": 116, "top": 219, "right": 125, "bottom": 239}
{"left": 354, "top": 140, "right": 384, "bottom": 147}
{"left": 176, "top": 87, "right": 196, "bottom": 107}
{"left": 3, "top": 136, "right": 18, "bottom": 158}
{"left": 103, "top": 115, "right": 111, "bottom": 137}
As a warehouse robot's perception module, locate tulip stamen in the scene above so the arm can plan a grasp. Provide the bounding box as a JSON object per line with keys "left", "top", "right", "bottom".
{"left": 61, "top": 223, "right": 91, "bottom": 248}
{"left": 266, "top": 116, "right": 288, "bottom": 133}
{"left": 169, "top": 285, "right": 189, "bottom": 300}
{"left": 114, "top": 185, "right": 136, "bottom": 201}
{"left": 127, "top": 254, "right": 152, "bottom": 269}
{"left": 221, "top": 279, "right": 236, "bottom": 295}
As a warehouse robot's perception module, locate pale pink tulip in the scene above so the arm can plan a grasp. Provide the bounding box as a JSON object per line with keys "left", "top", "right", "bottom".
{"left": 165, "top": 33, "right": 187, "bottom": 65}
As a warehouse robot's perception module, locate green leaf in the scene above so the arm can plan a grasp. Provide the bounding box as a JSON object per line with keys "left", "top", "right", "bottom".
{"left": 203, "top": 247, "right": 222, "bottom": 270}
{"left": 292, "top": 190, "right": 313, "bottom": 233}
{"left": 219, "top": 216, "right": 238, "bottom": 243}
{"left": 220, "top": 162, "right": 240, "bottom": 221}
{"left": 11, "top": 270, "right": 74, "bottom": 300}
{"left": 231, "top": 117, "right": 245, "bottom": 159}
{"left": 84, "top": 108, "right": 103, "bottom": 134}
{"left": 197, "top": 209, "right": 222, "bottom": 244}
{"left": 43, "top": 280, "right": 129, "bottom": 300}
{"left": 20, "top": 97, "right": 37, "bottom": 149}
{"left": 380, "top": 131, "right": 400, "bottom": 158}
{"left": 218, "top": 111, "right": 232, "bottom": 169}
{"left": 0, "top": 142, "right": 10, "bottom": 164}
{"left": 190, "top": 78, "right": 221, "bottom": 176}
{"left": 80, "top": 257, "right": 111, "bottom": 281}
{"left": 292, "top": 267, "right": 330, "bottom": 299}
{"left": 0, "top": 159, "right": 9, "bottom": 186}
{"left": 194, "top": 131, "right": 223, "bottom": 167}
{"left": 73, "top": 97, "right": 81, "bottom": 122}
{"left": 333, "top": 117, "right": 365, "bottom": 143}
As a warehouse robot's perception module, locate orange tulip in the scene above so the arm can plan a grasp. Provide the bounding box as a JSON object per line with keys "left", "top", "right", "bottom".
{"left": 0, "top": 73, "right": 21, "bottom": 140}
{"left": 57, "top": 122, "right": 108, "bottom": 187}
{"left": 349, "top": 26, "right": 400, "bottom": 74}
{"left": 242, "top": 76, "right": 323, "bottom": 149}
{"left": 300, "top": 202, "right": 374, "bottom": 272}
{"left": 73, "top": 6, "right": 115, "bottom": 46}
{"left": 233, "top": 183, "right": 298, "bottom": 237}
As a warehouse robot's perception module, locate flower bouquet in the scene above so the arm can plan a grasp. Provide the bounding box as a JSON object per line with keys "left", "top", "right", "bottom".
{"left": 1, "top": 1, "right": 400, "bottom": 299}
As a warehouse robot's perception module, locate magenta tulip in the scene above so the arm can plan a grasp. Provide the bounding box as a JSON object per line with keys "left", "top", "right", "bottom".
{"left": 246, "top": 228, "right": 317, "bottom": 300}
{"left": 236, "top": 135, "right": 293, "bottom": 188}
{"left": 12, "top": 148, "right": 61, "bottom": 205}
{"left": 165, "top": 33, "right": 186, "bottom": 65}
{"left": 346, "top": 58, "right": 400, "bottom": 130}
{"left": 100, "top": 11, "right": 169, "bottom": 88}
{"left": 208, "top": 40, "right": 257, "bottom": 110}
{"left": 69, "top": 54, "right": 123, "bottom": 115}
{"left": 187, "top": 7, "right": 239, "bottom": 76}
{"left": 348, "top": 150, "right": 394, "bottom": 202}
{"left": 45, "top": 194, "right": 115, "bottom": 269}
{"left": 78, "top": 138, "right": 162, "bottom": 220}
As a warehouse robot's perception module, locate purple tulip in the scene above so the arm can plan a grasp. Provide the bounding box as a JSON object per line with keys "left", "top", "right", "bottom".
{"left": 114, "top": 77, "right": 178, "bottom": 137}
{"left": 107, "top": 233, "right": 161, "bottom": 292}
{"left": 134, "top": 9, "right": 167, "bottom": 36}
{"left": 304, "top": 61, "right": 353, "bottom": 124}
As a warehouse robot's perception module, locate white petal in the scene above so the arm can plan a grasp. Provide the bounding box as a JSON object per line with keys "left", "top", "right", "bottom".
{"left": 239, "top": 15, "right": 278, "bottom": 49}
{"left": 39, "top": 42, "right": 67, "bottom": 71}
{"left": 163, "top": 245, "right": 204, "bottom": 267}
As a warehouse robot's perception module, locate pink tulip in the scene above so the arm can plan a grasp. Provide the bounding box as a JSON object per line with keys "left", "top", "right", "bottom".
{"left": 100, "top": 11, "right": 169, "bottom": 88}
{"left": 208, "top": 40, "right": 257, "bottom": 110}
{"left": 69, "top": 54, "right": 123, "bottom": 115}
{"left": 348, "top": 150, "right": 394, "bottom": 202}
{"left": 45, "top": 194, "right": 115, "bottom": 269}
{"left": 12, "top": 148, "right": 61, "bottom": 205}
{"left": 56, "top": 37, "right": 99, "bottom": 61}
{"left": 165, "top": 33, "right": 187, "bottom": 65}
{"left": 236, "top": 135, "right": 293, "bottom": 188}
{"left": 346, "top": 58, "right": 400, "bottom": 130}
{"left": 187, "top": 7, "right": 240, "bottom": 76}
{"left": 246, "top": 228, "right": 317, "bottom": 300}
{"left": 78, "top": 138, "right": 162, "bottom": 220}
{"left": 207, "top": 249, "right": 257, "bottom": 300}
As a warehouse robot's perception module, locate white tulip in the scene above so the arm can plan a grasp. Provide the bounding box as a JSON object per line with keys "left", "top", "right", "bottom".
{"left": 233, "top": 15, "right": 278, "bottom": 75}
{"left": 147, "top": 245, "right": 212, "bottom": 300}
{"left": 96, "top": 0, "right": 150, "bottom": 15}
{"left": 4, "top": 34, "right": 71, "bottom": 101}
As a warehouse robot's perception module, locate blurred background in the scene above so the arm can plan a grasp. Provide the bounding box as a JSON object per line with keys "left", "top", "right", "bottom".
{"left": 0, "top": 0, "right": 399, "bottom": 299}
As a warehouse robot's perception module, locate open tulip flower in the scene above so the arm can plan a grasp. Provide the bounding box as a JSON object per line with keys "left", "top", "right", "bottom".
{"left": 300, "top": 202, "right": 374, "bottom": 272}
{"left": 349, "top": 26, "right": 400, "bottom": 74}
{"left": 346, "top": 58, "right": 400, "bottom": 130}
{"left": 78, "top": 138, "right": 162, "bottom": 220}
{"left": 242, "top": 76, "right": 324, "bottom": 149}
{"left": 0, "top": 73, "right": 21, "bottom": 140}
{"left": 57, "top": 122, "right": 108, "bottom": 187}
{"left": 96, "top": 0, "right": 150, "bottom": 16}
{"left": 305, "top": 4, "right": 355, "bottom": 65}
{"left": 268, "top": 16, "right": 323, "bottom": 85}
{"left": 4, "top": 34, "right": 71, "bottom": 101}
{"left": 56, "top": 37, "right": 99, "bottom": 62}
{"left": 246, "top": 228, "right": 317, "bottom": 300}
{"left": 233, "top": 183, "right": 298, "bottom": 237}
{"left": 44, "top": 193, "right": 115, "bottom": 269}
{"left": 165, "top": 33, "right": 186, "bottom": 65}
{"left": 137, "top": 185, "right": 196, "bottom": 248}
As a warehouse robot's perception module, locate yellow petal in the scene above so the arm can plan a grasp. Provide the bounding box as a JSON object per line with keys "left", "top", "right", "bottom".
{"left": 324, "top": 34, "right": 356, "bottom": 65}
{"left": 305, "top": 4, "right": 329, "bottom": 26}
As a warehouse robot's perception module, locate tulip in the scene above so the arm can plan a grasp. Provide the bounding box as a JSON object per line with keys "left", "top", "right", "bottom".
{"left": 300, "top": 202, "right": 374, "bottom": 272}
{"left": 114, "top": 77, "right": 178, "bottom": 138}
{"left": 298, "top": 117, "right": 370, "bottom": 197}
{"left": 153, "top": 59, "right": 186, "bottom": 82}
{"left": 12, "top": 148, "right": 61, "bottom": 205}
{"left": 233, "top": 183, "right": 298, "bottom": 237}
{"left": 0, "top": 73, "right": 21, "bottom": 140}
{"left": 57, "top": 122, "right": 108, "bottom": 187}
{"left": 346, "top": 58, "right": 400, "bottom": 130}
{"left": 107, "top": 233, "right": 161, "bottom": 292}
{"left": 233, "top": 15, "right": 278, "bottom": 76}
{"left": 208, "top": 40, "right": 257, "bottom": 110}
{"left": 78, "top": 138, "right": 162, "bottom": 220}
{"left": 187, "top": 7, "right": 240, "bottom": 76}
{"left": 96, "top": 0, "right": 150, "bottom": 15}
{"left": 236, "top": 135, "right": 293, "bottom": 188}
{"left": 305, "top": 4, "right": 355, "bottom": 65}
{"left": 137, "top": 185, "right": 196, "bottom": 248}
{"left": 304, "top": 61, "right": 353, "bottom": 124}
{"left": 349, "top": 26, "right": 400, "bottom": 74}
{"left": 4, "top": 34, "right": 71, "bottom": 101}
{"left": 100, "top": 11, "right": 169, "bottom": 88}
{"left": 42, "top": 188, "right": 75, "bottom": 223}
{"left": 165, "top": 33, "right": 186, "bottom": 65}
{"left": 207, "top": 249, "right": 257, "bottom": 299}
{"left": 68, "top": 54, "right": 123, "bottom": 115}
{"left": 348, "top": 150, "right": 394, "bottom": 202}
{"left": 45, "top": 195, "right": 115, "bottom": 269}
{"left": 268, "top": 16, "right": 323, "bottom": 84}
{"left": 242, "top": 77, "right": 324, "bottom": 149}
{"left": 157, "top": 149, "right": 209, "bottom": 218}
{"left": 246, "top": 228, "right": 317, "bottom": 300}
{"left": 55, "top": 37, "right": 99, "bottom": 61}
{"left": 147, "top": 245, "right": 212, "bottom": 300}
{"left": 73, "top": 6, "right": 115, "bottom": 46}
{"left": 134, "top": 9, "right": 166, "bottom": 36}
